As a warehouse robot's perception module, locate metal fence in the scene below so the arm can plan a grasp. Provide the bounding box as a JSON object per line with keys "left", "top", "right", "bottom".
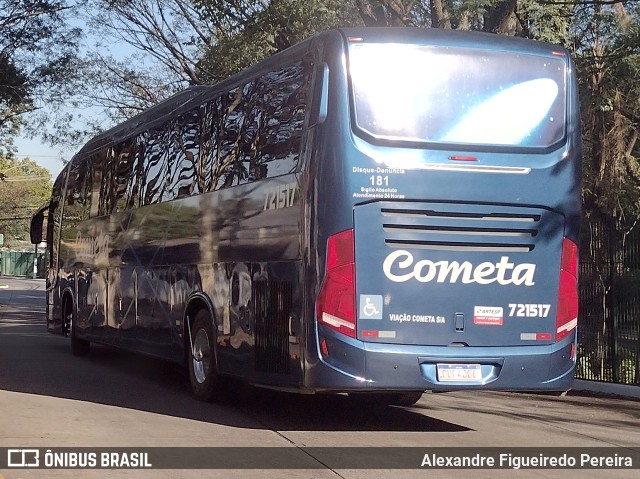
{"left": 577, "top": 216, "right": 640, "bottom": 385}
{"left": 0, "top": 251, "right": 46, "bottom": 278}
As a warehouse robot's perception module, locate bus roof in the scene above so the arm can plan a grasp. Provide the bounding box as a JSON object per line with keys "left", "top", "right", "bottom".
{"left": 337, "top": 27, "right": 566, "bottom": 56}
{"left": 70, "top": 27, "right": 567, "bottom": 167}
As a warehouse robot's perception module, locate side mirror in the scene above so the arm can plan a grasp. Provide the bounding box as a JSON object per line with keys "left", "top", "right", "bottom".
{"left": 309, "top": 63, "right": 329, "bottom": 128}
{"left": 30, "top": 201, "right": 49, "bottom": 244}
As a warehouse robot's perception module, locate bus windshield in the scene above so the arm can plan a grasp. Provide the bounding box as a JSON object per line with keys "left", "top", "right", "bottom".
{"left": 348, "top": 43, "right": 567, "bottom": 148}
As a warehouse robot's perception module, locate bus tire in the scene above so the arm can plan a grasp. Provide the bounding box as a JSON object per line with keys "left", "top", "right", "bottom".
{"left": 389, "top": 391, "right": 424, "bottom": 407}
{"left": 66, "top": 300, "right": 90, "bottom": 357}
{"left": 188, "top": 310, "right": 221, "bottom": 402}
{"left": 348, "top": 391, "right": 424, "bottom": 407}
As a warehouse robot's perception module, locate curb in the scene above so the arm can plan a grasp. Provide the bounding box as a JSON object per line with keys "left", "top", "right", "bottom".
{"left": 572, "top": 379, "right": 640, "bottom": 400}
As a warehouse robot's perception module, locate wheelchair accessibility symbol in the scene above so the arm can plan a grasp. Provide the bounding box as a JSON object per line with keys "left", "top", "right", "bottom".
{"left": 359, "top": 295, "right": 383, "bottom": 319}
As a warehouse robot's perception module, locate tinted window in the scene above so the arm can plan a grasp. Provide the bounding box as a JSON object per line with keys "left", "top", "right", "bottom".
{"left": 349, "top": 43, "right": 567, "bottom": 148}
{"left": 97, "top": 141, "right": 135, "bottom": 215}
{"left": 47, "top": 170, "right": 67, "bottom": 268}
{"left": 217, "top": 84, "right": 253, "bottom": 190}
{"left": 254, "top": 62, "right": 310, "bottom": 177}
{"left": 96, "top": 54, "right": 312, "bottom": 210}
{"left": 61, "top": 158, "right": 92, "bottom": 265}
{"left": 124, "top": 136, "right": 146, "bottom": 210}
{"left": 98, "top": 147, "right": 115, "bottom": 216}
{"left": 140, "top": 128, "right": 169, "bottom": 206}
{"left": 65, "top": 158, "right": 92, "bottom": 221}
{"left": 210, "top": 58, "right": 311, "bottom": 189}
{"left": 198, "top": 97, "right": 222, "bottom": 193}
{"left": 170, "top": 110, "right": 199, "bottom": 199}
{"left": 114, "top": 140, "right": 135, "bottom": 212}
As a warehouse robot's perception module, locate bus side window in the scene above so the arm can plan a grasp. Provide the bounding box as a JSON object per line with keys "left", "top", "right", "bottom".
{"left": 114, "top": 139, "right": 135, "bottom": 212}
{"left": 243, "top": 82, "right": 261, "bottom": 183}
{"left": 199, "top": 97, "right": 222, "bottom": 194}
{"left": 160, "top": 118, "right": 180, "bottom": 203}
{"left": 90, "top": 155, "right": 101, "bottom": 218}
{"left": 65, "top": 158, "right": 91, "bottom": 222}
{"left": 99, "top": 147, "right": 121, "bottom": 216}
{"left": 216, "top": 83, "right": 255, "bottom": 190}
{"left": 140, "top": 128, "right": 169, "bottom": 206}
{"left": 253, "top": 59, "right": 311, "bottom": 179}
{"left": 171, "top": 110, "right": 199, "bottom": 200}
{"left": 48, "top": 173, "right": 65, "bottom": 269}
{"left": 61, "top": 157, "right": 91, "bottom": 265}
{"left": 124, "top": 136, "right": 145, "bottom": 210}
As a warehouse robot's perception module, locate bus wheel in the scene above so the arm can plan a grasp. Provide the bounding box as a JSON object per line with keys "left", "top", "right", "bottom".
{"left": 188, "top": 310, "right": 221, "bottom": 402}
{"left": 389, "top": 391, "right": 424, "bottom": 407}
{"left": 348, "top": 391, "right": 424, "bottom": 407}
{"left": 65, "top": 300, "right": 89, "bottom": 357}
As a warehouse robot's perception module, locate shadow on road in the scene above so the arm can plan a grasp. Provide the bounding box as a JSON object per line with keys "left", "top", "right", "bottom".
{"left": 1, "top": 331, "right": 470, "bottom": 433}
{"left": 5, "top": 276, "right": 639, "bottom": 436}
{"left": 0, "top": 279, "right": 470, "bottom": 434}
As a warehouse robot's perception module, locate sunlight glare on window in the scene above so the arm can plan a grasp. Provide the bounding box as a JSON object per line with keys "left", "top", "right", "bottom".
{"left": 349, "top": 44, "right": 450, "bottom": 139}
{"left": 442, "top": 79, "right": 559, "bottom": 145}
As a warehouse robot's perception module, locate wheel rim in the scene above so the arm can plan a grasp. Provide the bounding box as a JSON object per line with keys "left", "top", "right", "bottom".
{"left": 65, "top": 304, "right": 72, "bottom": 336}
{"left": 192, "top": 328, "right": 211, "bottom": 384}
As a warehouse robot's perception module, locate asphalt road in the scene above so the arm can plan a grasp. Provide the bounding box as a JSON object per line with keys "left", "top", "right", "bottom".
{"left": 1, "top": 276, "right": 639, "bottom": 479}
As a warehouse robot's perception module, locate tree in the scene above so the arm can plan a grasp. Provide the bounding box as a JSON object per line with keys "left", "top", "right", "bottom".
{"left": 27, "top": 0, "right": 227, "bottom": 149}
{"left": 25, "top": 0, "right": 638, "bottom": 175}
{"left": 355, "top": 0, "right": 417, "bottom": 26}
{"left": 33, "top": 0, "right": 576, "bottom": 148}
{"left": 573, "top": 1, "right": 640, "bottom": 221}
{"left": 0, "top": 0, "right": 81, "bottom": 155}
{"left": 197, "top": 0, "right": 362, "bottom": 81}
{"left": 350, "top": 0, "right": 572, "bottom": 37}
{"left": 69, "top": 1, "right": 218, "bottom": 122}
{"left": 0, "top": 53, "right": 29, "bottom": 155}
{"left": 0, "top": 156, "right": 52, "bottom": 247}
{"left": 36, "top": 0, "right": 362, "bottom": 144}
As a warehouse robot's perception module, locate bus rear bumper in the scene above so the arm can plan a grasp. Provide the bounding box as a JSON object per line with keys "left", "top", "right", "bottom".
{"left": 306, "top": 325, "right": 576, "bottom": 393}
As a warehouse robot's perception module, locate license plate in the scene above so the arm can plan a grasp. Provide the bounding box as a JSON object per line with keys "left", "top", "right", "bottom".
{"left": 437, "top": 363, "right": 482, "bottom": 382}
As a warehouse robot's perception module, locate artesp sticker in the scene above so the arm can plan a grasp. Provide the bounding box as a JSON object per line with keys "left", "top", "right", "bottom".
{"left": 473, "top": 306, "right": 503, "bottom": 326}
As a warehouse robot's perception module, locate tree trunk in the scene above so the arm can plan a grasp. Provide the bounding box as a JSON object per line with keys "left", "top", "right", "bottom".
{"left": 430, "top": 0, "right": 451, "bottom": 29}
{"left": 483, "top": 0, "right": 517, "bottom": 35}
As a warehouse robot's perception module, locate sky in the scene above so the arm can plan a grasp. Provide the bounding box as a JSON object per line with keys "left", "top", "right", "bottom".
{"left": 13, "top": 135, "right": 68, "bottom": 180}
{"left": 11, "top": 5, "right": 139, "bottom": 182}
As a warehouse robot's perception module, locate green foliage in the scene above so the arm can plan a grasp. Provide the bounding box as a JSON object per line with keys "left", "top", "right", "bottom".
{"left": 572, "top": 2, "right": 640, "bottom": 225}
{"left": 0, "top": 51, "right": 30, "bottom": 156}
{"left": 4, "top": 0, "right": 638, "bottom": 233}
{"left": 0, "top": 0, "right": 81, "bottom": 154}
{"left": 516, "top": 0, "right": 571, "bottom": 45}
{"left": 197, "top": 0, "right": 363, "bottom": 82}
{"left": 196, "top": 0, "right": 578, "bottom": 82}
{"left": 0, "top": 156, "right": 52, "bottom": 248}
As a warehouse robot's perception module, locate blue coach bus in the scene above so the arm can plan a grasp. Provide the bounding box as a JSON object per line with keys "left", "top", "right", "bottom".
{"left": 31, "top": 28, "right": 580, "bottom": 405}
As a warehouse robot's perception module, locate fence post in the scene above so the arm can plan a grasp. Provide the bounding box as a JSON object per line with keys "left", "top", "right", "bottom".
{"left": 608, "top": 219, "right": 619, "bottom": 383}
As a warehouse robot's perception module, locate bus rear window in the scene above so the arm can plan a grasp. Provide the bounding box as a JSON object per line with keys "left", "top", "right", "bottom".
{"left": 348, "top": 43, "right": 567, "bottom": 148}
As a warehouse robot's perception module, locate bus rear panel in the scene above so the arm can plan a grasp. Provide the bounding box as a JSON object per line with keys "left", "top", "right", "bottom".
{"left": 310, "top": 28, "right": 580, "bottom": 392}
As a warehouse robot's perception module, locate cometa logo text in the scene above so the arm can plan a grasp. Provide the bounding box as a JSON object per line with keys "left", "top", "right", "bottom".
{"left": 382, "top": 250, "right": 536, "bottom": 286}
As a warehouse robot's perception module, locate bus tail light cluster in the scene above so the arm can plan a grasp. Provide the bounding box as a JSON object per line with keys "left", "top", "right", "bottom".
{"left": 317, "top": 229, "right": 356, "bottom": 338}
{"left": 556, "top": 238, "right": 578, "bottom": 342}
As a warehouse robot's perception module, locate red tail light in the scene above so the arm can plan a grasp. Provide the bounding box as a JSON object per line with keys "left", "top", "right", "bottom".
{"left": 317, "top": 229, "right": 356, "bottom": 338}
{"left": 556, "top": 238, "right": 578, "bottom": 342}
